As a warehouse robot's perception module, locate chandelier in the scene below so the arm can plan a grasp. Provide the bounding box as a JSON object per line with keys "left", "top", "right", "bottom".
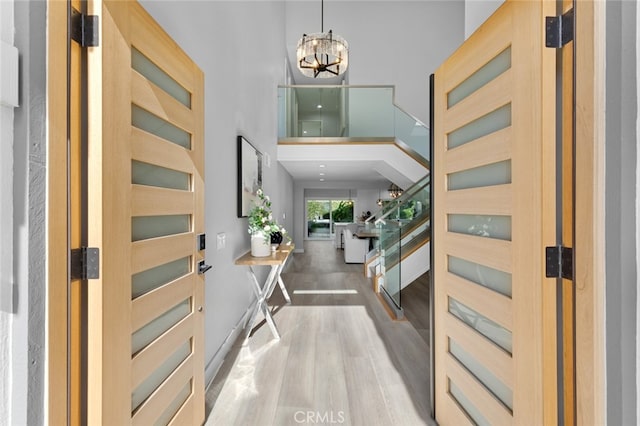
{"left": 388, "top": 183, "right": 403, "bottom": 199}
{"left": 296, "top": 0, "right": 349, "bottom": 78}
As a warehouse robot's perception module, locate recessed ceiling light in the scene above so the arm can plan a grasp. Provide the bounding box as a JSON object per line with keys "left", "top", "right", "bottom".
{"left": 319, "top": 164, "right": 325, "bottom": 168}
{"left": 303, "top": 130, "right": 308, "bottom": 134}
{"left": 320, "top": 178, "right": 325, "bottom": 182}
{"left": 319, "top": 172, "right": 325, "bottom": 176}
{"left": 317, "top": 104, "right": 323, "bottom": 109}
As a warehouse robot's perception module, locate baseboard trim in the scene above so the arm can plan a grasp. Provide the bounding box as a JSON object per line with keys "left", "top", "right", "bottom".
{"left": 204, "top": 307, "right": 252, "bottom": 390}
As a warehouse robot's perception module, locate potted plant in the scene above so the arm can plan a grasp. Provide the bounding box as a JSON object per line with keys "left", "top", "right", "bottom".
{"left": 247, "top": 189, "right": 289, "bottom": 256}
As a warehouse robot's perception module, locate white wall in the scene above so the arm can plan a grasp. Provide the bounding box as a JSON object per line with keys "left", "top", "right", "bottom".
{"left": 275, "top": 163, "right": 295, "bottom": 241}
{"left": 464, "top": 0, "right": 503, "bottom": 39}
{"left": 637, "top": 4, "right": 640, "bottom": 422}
{"left": 606, "top": 1, "right": 639, "bottom": 424}
{"left": 357, "top": 188, "right": 384, "bottom": 218}
{"left": 0, "top": 1, "right": 14, "bottom": 422}
{"left": 6, "top": 1, "right": 47, "bottom": 424}
{"left": 285, "top": 1, "right": 465, "bottom": 124}
{"left": 140, "top": 0, "right": 291, "bottom": 385}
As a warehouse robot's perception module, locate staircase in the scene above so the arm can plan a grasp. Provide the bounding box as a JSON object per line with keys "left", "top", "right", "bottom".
{"left": 369, "top": 175, "right": 430, "bottom": 318}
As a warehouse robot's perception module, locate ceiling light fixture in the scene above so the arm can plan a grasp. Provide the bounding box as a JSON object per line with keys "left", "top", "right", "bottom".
{"left": 377, "top": 189, "right": 383, "bottom": 206}
{"left": 388, "top": 183, "right": 403, "bottom": 199}
{"left": 296, "top": 0, "right": 349, "bottom": 79}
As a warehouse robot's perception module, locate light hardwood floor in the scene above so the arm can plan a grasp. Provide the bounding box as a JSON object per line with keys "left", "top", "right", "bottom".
{"left": 205, "top": 241, "right": 434, "bottom": 426}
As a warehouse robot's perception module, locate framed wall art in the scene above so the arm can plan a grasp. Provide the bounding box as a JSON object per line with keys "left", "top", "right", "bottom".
{"left": 237, "top": 135, "right": 263, "bottom": 217}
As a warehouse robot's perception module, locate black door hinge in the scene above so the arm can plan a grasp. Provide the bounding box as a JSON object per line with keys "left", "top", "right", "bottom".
{"left": 545, "top": 246, "right": 573, "bottom": 280}
{"left": 70, "top": 247, "right": 100, "bottom": 280}
{"left": 545, "top": 8, "right": 574, "bottom": 48}
{"left": 71, "top": 7, "right": 99, "bottom": 47}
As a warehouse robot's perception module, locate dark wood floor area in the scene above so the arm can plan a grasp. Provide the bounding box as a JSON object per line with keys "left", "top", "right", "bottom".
{"left": 205, "top": 241, "right": 434, "bottom": 426}
{"left": 401, "top": 272, "right": 430, "bottom": 345}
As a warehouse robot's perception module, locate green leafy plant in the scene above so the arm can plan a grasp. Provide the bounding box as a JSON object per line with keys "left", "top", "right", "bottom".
{"left": 247, "top": 189, "right": 289, "bottom": 243}
{"left": 331, "top": 200, "right": 354, "bottom": 223}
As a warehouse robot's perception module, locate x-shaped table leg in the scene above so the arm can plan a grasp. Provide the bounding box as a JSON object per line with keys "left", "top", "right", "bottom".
{"left": 265, "top": 256, "right": 291, "bottom": 304}
{"left": 244, "top": 265, "right": 281, "bottom": 341}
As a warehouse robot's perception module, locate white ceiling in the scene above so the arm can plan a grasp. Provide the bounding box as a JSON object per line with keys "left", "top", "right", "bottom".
{"left": 279, "top": 159, "right": 389, "bottom": 183}
{"left": 277, "top": 143, "right": 428, "bottom": 189}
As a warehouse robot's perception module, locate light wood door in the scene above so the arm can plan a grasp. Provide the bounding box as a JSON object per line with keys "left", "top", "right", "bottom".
{"left": 432, "top": 1, "right": 558, "bottom": 424}
{"left": 86, "top": 1, "right": 205, "bottom": 424}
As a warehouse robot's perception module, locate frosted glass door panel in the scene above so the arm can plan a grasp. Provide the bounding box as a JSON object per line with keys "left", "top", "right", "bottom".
{"left": 448, "top": 160, "right": 511, "bottom": 191}
{"left": 132, "top": 160, "right": 190, "bottom": 191}
{"left": 132, "top": 299, "right": 190, "bottom": 355}
{"left": 131, "top": 341, "right": 191, "bottom": 411}
{"left": 132, "top": 256, "right": 191, "bottom": 298}
{"left": 449, "top": 380, "right": 490, "bottom": 426}
{"left": 132, "top": 106, "right": 191, "bottom": 149}
{"left": 448, "top": 297, "right": 512, "bottom": 353}
{"left": 448, "top": 256, "right": 512, "bottom": 297}
{"left": 449, "top": 338, "right": 513, "bottom": 410}
{"left": 132, "top": 215, "right": 191, "bottom": 241}
{"left": 448, "top": 214, "right": 511, "bottom": 241}
{"left": 156, "top": 381, "right": 192, "bottom": 425}
{"left": 132, "top": 48, "right": 191, "bottom": 108}
{"left": 447, "top": 104, "right": 511, "bottom": 149}
{"left": 448, "top": 47, "right": 511, "bottom": 108}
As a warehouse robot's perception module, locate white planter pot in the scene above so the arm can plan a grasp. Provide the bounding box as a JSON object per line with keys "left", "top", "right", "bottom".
{"left": 251, "top": 232, "right": 271, "bottom": 257}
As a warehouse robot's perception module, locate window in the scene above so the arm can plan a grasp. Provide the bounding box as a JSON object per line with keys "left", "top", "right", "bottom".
{"left": 306, "top": 199, "right": 354, "bottom": 239}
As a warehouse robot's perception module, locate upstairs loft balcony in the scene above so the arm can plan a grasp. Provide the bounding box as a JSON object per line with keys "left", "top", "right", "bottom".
{"left": 277, "top": 85, "right": 430, "bottom": 167}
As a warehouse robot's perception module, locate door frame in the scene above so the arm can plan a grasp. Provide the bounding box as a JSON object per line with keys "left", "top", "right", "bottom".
{"left": 46, "top": 0, "right": 607, "bottom": 424}
{"left": 46, "top": 0, "right": 208, "bottom": 424}
{"left": 47, "top": 0, "right": 71, "bottom": 423}
{"left": 574, "top": 1, "right": 606, "bottom": 424}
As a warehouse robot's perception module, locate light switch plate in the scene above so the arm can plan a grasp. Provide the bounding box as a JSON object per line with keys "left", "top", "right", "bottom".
{"left": 216, "top": 233, "right": 226, "bottom": 250}
{"left": 0, "top": 41, "right": 19, "bottom": 107}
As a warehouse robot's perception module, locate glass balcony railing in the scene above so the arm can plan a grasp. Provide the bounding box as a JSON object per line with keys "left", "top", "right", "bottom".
{"left": 278, "top": 85, "right": 431, "bottom": 317}
{"left": 379, "top": 220, "right": 402, "bottom": 310}
{"left": 278, "top": 85, "right": 429, "bottom": 164}
{"left": 374, "top": 175, "right": 431, "bottom": 314}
